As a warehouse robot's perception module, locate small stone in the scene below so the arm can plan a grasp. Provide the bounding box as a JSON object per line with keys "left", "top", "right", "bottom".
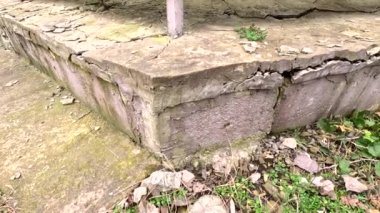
{"left": 133, "top": 186, "right": 147, "bottom": 203}
{"left": 281, "top": 138, "right": 297, "bottom": 149}
{"left": 94, "top": 126, "right": 101, "bottom": 131}
{"left": 294, "top": 153, "right": 319, "bottom": 173}
{"left": 343, "top": 175, "right": 368, "bottom": 193}
{"left": 278, "top": 45, "right": 300, "bottom": 56}
{"left": 249, "top": 172, "right": 261, "bottom": 184}
{"left": 248, "top": 163, "right": 258, "bottom": 172}
{"left": 180, "top": 170, "right": 195, "bottom": 186}
{"left": 189, "top": 195, "right": 228, "bottom": 213}
{"left": 10, "top": 172, "right": 22, "bottom": 180}
{"left": 141, "top": 171, "right": 181, "bottom": 192}
{"left": 5, "top": 80, "right": 19, "bottom": 87}
{"left": 312, "top": 176, "right": 336, "bottom": 198}
{"left": 241, "top": 41, "right": 258, "bottom": 53}
{"left": 60, "top": 96, "right": 75, "bottom": 105}
{"left": 301, "top": 47, "right": 314, "bottom": 54}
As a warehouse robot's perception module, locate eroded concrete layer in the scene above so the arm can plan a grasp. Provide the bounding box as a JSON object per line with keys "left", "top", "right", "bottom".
{"left": 0, "top": 49, "right": 160, "bottom": 211}
{"left": 0, "top": 0, "right": 380, "bottom": 164}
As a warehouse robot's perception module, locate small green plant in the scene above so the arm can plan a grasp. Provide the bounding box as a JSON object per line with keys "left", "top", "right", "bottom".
{"left": 214, "top": 177, "right": 265, "bottom": 211}
{"left": 148, "top": 188, "right": 188, "bottom": 207}
{"left": 112, "top": 206, "right": 137, "bottom": 213}
{"left": 237, "top": 25, "right": 267, "bottom": 42}
{"left": 317, "top": 111, "right": 380, "bottom": 159}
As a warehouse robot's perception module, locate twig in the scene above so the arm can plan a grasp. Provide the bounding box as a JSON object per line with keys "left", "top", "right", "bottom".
{"left": 73, "top": 110, "right": 92, "bottom": 122}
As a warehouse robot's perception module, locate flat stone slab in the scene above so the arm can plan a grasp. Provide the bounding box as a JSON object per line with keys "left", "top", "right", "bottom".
{"left": 0, "top": 0, "right": 379, "bottom": 165}
{"left": 0, "top": 49, "right": 159, "bottom": 212}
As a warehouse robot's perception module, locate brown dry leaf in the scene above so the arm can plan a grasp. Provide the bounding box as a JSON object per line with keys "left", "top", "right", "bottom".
{"left": 369, "top": 195, "right": 380, "bottom": 209}
{"left": 336, "top": 124, "right": 353, "bottom": 132}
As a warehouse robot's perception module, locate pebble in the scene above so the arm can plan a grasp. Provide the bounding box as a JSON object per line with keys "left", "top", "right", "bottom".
{"left": 281, "top": 138, "right": 297, "bottom": 149}
{"left": 60, "top": 96, "right": 75, "bottom": 105}
{"left": 249, "top": 172, "right": 261, "bottom": 184}
{"left": 133, "top": 186, "right": 147, "bottom": 203}
{"left": 10, "top": 172, "right": 22, "bottom": 180}
{"left": 278, "top": 45, "right": 300, "bottom": 56}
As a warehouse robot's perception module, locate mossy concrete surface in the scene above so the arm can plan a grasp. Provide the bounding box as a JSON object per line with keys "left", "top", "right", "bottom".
{"left": 0, "top": 49, "right": 160, "bottom": 212}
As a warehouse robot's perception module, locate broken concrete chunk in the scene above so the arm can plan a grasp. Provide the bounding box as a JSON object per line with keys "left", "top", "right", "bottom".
{"left": 141, "top": 171, "right": 181, "bottom": 192}
{"left": 189, "top": 195, "right": 228, "bottom": 213}
{"left": 133, "top": 186, "right": 147, "bottom": 203}
{"left": 343, "top": 175, "right": 368, "bottom": 193}
{"left": 294, "top": 153, "right": 319, "bottom": 173}
{"left": 281, "top": 138, "right": 297, "bottom": 149}
{"left": 278, "top": 45, "right": 300, "bottom": 56}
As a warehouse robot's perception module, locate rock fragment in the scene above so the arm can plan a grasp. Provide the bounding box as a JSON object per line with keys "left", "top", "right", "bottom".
{"left": 278, "top": 45, "right": 300, "bottom": 56}
{"left": 60, "top": 96, "right": 75, "bottom": 105}
{"left": 5, "top": 80, "right": 19, "bottom": 87}
{"left": 342, "top": 175, "right": 368, "bottom": 193}
{"left": 133, "top": 186, "right": 147, "bottom": 203}
{"left": 294, "top": 152, "right": 319, "bottom": 173}
{"left": 189, "top": 195, "right": 228, "bottom": 213}
{"left": 10, "top": 172, "right": 22, "bottom": 180}
{"left": 281, "top": 138, "right": 297, "bottom": 149}
{"left": 141, "top": 171, "right": 181, "bottom": 192}
{"left": 249, "top": 172, "right": 261, "bottom": 184}
{"left": 240, "top": 41, "right": 258, "bottom": 53}
{"left": 312, "top": 176, "right": 336, "bottom": 198}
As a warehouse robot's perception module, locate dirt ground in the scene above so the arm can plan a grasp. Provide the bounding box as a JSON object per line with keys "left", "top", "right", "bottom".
{"left": 0, "top": 49, "right": 160, "bottom": 212}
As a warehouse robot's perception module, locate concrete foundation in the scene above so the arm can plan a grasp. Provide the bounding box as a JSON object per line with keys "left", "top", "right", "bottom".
{"left": 1, "top": 0, "right": 379, "bottom": 165}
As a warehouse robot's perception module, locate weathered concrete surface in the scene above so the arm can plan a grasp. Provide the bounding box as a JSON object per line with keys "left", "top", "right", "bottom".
{"left": 0, "top": 49, "right": 159, "bottom": 212}
{"left": 0, "top": 0, "right": 379, "bottom": 165}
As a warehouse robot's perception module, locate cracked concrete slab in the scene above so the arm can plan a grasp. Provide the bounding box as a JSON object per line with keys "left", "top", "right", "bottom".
{"left": 0, "top": 49, "right": 159, "bottom": 212}
{"left": 0, "top": 0, "right": 379, "bottom": 165}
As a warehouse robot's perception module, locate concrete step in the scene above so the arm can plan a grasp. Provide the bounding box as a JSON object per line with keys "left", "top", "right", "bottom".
{"left": 0, "top": 49, "right": 159, "bottom": 212}
{"left": 1, "top": 0, "right": 379, "bottom": 166}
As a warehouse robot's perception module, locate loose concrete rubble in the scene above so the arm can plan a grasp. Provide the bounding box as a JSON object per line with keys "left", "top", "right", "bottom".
{"left": 0, "top": 0, "right": 379, "bottom": 166}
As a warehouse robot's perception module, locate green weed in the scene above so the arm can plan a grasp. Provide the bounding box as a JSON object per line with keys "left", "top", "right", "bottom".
{"left": 237, "top": 25, "right": 267, "bottom": 42}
